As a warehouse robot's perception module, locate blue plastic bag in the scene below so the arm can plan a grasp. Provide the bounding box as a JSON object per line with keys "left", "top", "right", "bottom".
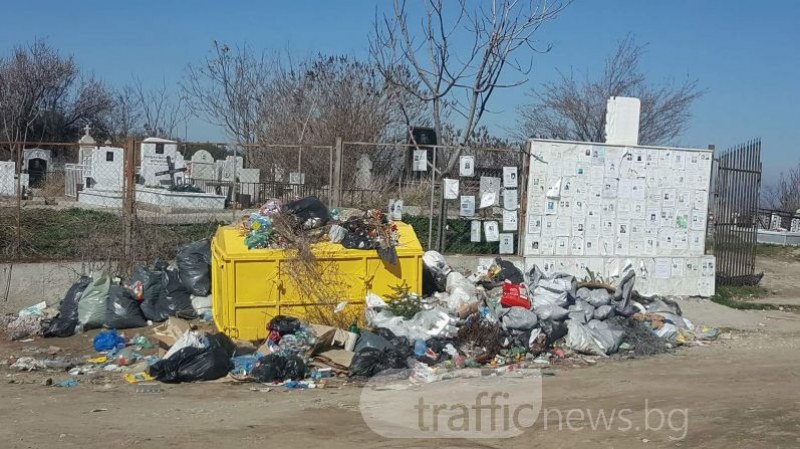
{"left": 93, "top": 329, "right": 125, "bottom": 352}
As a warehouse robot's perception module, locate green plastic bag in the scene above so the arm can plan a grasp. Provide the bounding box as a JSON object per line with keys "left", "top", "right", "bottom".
{"left": 77, "top": 272, "right": 110, "bottom": 330}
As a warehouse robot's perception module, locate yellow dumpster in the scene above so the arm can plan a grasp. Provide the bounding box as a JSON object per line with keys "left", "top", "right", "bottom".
{"left": 211, "top": 222, "right": 423, "bottom": 341}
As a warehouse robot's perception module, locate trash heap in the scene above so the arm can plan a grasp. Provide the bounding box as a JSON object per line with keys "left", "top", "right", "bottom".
{"left": 0, "top": 240, "right": 213, "bottom": 342}
{"left": 341, "top": 252, "right": 720, "bottom": 381}
{"left": 239, "top": 196, "right": 400, "bottom": 261}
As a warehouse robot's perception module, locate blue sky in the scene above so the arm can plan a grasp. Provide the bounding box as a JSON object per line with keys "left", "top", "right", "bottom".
{"left": 1, "top": 0, "right": 798, "bottom": 180}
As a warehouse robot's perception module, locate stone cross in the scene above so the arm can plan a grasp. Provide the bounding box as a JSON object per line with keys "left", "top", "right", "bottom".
{"left": 155, "top": 156, "right": 187, "bottom": 187}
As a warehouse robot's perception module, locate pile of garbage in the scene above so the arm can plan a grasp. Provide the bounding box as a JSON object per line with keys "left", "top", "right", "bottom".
{"left": 0, "top": 240, "right": 213, "bottom": 342}
{"left": 341, "top": 253, "right": 720, "bottom": 381}
{"left": 240, "top": 196, "right": 399, "bottom": 261}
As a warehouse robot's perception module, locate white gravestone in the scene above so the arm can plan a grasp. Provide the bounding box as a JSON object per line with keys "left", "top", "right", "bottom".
{"left": 140, "top": 138, "right": 186, "bottom": 186}
{"left": 220, "top": 156, "right": 244, "bottom": 182}
{"left": 0, "top": 161, "right": 28, "bottom": 196}
{"left": 355, "top": 153, "right": 373, "bottom": 189}
{"left": 89, "top": 146, "right": 124, "bottom": 190}
{"left": 189, "top": 150, "right": 217, "bottom": 181}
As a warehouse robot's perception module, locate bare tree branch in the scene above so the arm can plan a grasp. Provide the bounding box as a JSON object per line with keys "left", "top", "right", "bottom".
{"left": 516, "top": 35, "right": 704, "bottom": 145}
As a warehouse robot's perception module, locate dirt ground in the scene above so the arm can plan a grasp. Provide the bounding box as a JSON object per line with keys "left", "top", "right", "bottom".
{"left": 1, "top": 256, "right": 800, "bottom": 449}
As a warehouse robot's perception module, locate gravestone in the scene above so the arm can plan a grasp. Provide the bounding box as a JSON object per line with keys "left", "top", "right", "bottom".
{"left": 189, "top": 150, "right": 217, "bottom": 181}
{"left": 89, "top": 146, "right": 124, "bottom": 190}
{"left": 238, "top": 168, "right": 261, "bottom": 204}
{"left": 140, "top": 138, "right": 186, "bottom": 186}
{"left": 355, "top": 153, "right": 373, "bottom": 189}
{"left": 78, "top": 124, "right": 97, "bottom": 164}
{"left": 0, "top": 161, "right": 28, "bottom": 196}
{"left": 220, "top": 156, "right": 244, "bottom": 182}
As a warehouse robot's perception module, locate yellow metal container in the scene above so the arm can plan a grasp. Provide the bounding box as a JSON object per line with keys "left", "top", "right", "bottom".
{"left": 211, "top": 222, "right": 423, "bottom": 341}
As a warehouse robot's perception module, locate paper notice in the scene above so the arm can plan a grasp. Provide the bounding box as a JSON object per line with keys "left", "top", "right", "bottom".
{"left": 570, "top": 237, "right": 584, "bottom": 255}
{"left": 479, "top": 191, "right": 497, "bottom": 209}
{"left": 655, "top": 258, "right": 671, "bottom": 279}
{"left": 503, "top": 166, "right": 518, "bottom": 188}
{"left": 443, "top": 178, "right": 459, "bottom": 199}
{"left": 555, "top": 237, "right": 569, "bottom": 255}
{"left": 484, "top": 221, "right": 500, "bottom": 242}
{"left": 546, "top": 178, "right": 562, "bottom": 199}
{"left": 503, "top": 188, "right": 518, "bottom": 210}
{"left": 459, "top": 155, "right": 475, "bottom": 177}
{"left": 413, "top": 149, "right": 427, "bottom": 171}
{"left": 691, "top": 210, "right": 706, "bottom": 231}
{"left": 502, "top": 210, "right": 518, "bottom": 231}
{"left": 499, "top": 234, "right": 514, "bottom": 254}
{"left": 460, "top": 221, "right": 478, "bottom": 245}
{"left": 459, "top": 195, "right": 475, "bottom": 217}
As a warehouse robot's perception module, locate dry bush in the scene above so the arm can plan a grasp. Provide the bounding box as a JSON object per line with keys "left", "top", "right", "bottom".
{"left": 38, "top": 170, "right": 65, "bottom": 203}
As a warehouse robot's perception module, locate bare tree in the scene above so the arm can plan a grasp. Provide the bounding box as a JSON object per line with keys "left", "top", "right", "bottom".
{"left": 371, "top": 0, "right": 569, "bottom": 172}
{"left": 762, "top": 164, "right": 800, "bottom": 213}
{"left": 106, "top": 85, "right": 143, "bottom": 140}
{"left": 517, "top": 35, "right": 703, "bottom": 145}
{"left": 131, "top": 77, "right": 187, "bottom": 139}
{"left": 183, "top": 42, "right": 271, "bottom": 144}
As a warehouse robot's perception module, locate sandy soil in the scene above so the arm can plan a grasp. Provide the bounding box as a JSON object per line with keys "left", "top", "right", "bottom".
{"left": 1, "top": 258, "right": 800, "bottom": 449}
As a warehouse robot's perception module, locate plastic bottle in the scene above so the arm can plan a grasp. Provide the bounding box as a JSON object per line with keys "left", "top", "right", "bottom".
{"left": 414, "top": 339, "right": 427, "bottom": 357}
{"left": 348, "top": 322, "right": 360, "bottom": 336}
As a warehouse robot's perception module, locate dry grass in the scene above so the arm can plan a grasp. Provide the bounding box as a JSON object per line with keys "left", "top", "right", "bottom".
{"left": 38, "top": 171, "right": 66, "bottom": 204}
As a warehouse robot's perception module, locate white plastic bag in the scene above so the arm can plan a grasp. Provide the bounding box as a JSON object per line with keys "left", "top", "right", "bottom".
{"left": 445, "top": 272, "right": 478, "bottom": 311}
{"left": 163, "top": 330, "right": 205, "bottom": 360}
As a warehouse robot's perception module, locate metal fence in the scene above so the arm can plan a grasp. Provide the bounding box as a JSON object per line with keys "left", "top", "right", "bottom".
{"left": 0, "top": 137, "right": 526, "bottom": 269}
{"left": 712, "top": 138, "right": 763, "bottom": 286}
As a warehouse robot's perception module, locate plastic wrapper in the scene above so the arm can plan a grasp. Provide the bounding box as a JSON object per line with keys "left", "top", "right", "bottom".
{"left": 176, "top": 240, "right": 212, "bottom": 296}
{"left": 44, "top": 276, "right": 91, "bottom": 338}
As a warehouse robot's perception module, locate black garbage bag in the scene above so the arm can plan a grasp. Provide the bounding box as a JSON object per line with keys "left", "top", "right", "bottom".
{"left": 539, "top": 319, "right": 569, "bottom": 345}
{"left": 149, "top": 345, "right": 233, "bottom": 383}
{"left": 349, "top": 347, "right": 408, "bottom": 378}
{"left": 341, "top": 232, "right": 377, "bottom": 250}
{"left": 284, "top": 196, "right": 329, "bottom": 228}
{"left": 494, "top": 258, "right": 525, "bottom": 284}
{"left": 251, "top": 353, "right": 307, "bottom": 382}
{"left": 206, "top": 332, "right": 236, "bottom": 358}
{"left": 130, "top": 263, "right": 165, "bottom": 305}
{"left": 268, "top": 315, "right": 301, "bottom": 336}
{"left": 354, "top": 330, "right": 393, "bottom": 353}
{"left": 44, "top": 276, "right": 91, "bottom": 338}
{"left": 176, "top": 240, "right": 212, "bottom": 296}
{"left": 104, "top": 285, "right": 147, "bottom": 329}
{"left": 163, "top": 268, "right": 197, "bottom": 319}
{"left": 372, "top": 327, "right": 413, "bottom": 358}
